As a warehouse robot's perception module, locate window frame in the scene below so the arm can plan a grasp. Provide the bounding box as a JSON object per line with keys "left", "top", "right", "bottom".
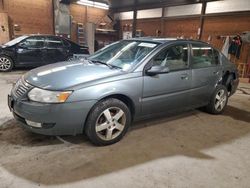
{"left": 190, "top": 42, "right": 220, "bottom": 69}
{"left": 144, "top": 42, "right": 191, "bottom": 74}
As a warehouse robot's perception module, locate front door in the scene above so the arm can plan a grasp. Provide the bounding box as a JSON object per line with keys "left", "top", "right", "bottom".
{"left": 142, "top": 43, "right": 192, "bottom": 115}
{"left": 16, "top": 36, "right": 46, "bottom": 66}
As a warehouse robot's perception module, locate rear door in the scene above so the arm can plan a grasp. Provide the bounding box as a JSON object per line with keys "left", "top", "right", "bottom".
{"left": 45, "top": 36, "right": 69, "bottom": 64}
{"left": 142, "top": 42, "right": 192, "bottom": 115}
{"left": 189, "top": 43, "right": 221, "bottom": 107}
{"left": 16, "top": 36, "right": 46, "bottom": 66}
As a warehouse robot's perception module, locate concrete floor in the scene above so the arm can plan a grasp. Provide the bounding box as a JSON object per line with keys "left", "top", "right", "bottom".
{"left": 0, "top": 70, "right": 250, "bottom": 188}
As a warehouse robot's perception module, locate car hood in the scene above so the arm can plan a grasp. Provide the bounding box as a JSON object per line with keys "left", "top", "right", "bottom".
{"left": 24, "top": 60, "right": 123, "bottom": 90}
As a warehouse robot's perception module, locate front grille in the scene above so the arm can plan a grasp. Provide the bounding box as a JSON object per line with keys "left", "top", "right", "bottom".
{"left": 13, "top": 79, "right": 32, "bottom": 98}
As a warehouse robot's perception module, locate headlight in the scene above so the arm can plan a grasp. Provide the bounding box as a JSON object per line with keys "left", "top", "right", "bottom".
{"left": 28, "top": 88, "right": 72, "bottom": 103}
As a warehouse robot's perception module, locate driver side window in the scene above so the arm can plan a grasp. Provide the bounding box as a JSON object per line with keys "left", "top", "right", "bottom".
{"left": 152, "top": 44, "right": 189, "bottom": 71}
{"left": 20, "top": 36, "right": 45, "bottom": 49}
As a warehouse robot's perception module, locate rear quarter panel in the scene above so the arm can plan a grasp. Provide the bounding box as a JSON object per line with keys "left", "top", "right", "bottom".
{"left": 221, "top": 55, "right": 238, "bottom": 73}
{"left": 220, "top": 54, "right": 239, "bottom": 95}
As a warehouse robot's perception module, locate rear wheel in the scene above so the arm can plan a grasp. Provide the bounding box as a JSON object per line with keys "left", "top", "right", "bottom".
{"left": 0, "top": 56, "right": 13, "bottom": 72}
{"left": 206, "top": 85, "right": 228, "bottom": 114}
{"left": 85, "top": 98, "right": 131, "bottom": 146}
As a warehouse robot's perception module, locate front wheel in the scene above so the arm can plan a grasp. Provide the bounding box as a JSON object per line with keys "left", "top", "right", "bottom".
{"left": 85, "top": 98, "right": 131, "bottom": 146}
{"left": 206, "top": 85, "right": 228, "bottom": 114}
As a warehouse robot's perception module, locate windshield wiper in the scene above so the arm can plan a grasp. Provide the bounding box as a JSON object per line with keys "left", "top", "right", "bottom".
{"left": 89, "top": 60, "right": 112, "bottom": 68}
{"left": 89, "top": 60, "right": 122, "bottom": 69}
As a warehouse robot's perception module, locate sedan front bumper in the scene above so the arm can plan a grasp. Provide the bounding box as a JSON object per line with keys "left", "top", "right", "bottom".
{"left": 9, "top": 95, "right": 96, "bottom": 136}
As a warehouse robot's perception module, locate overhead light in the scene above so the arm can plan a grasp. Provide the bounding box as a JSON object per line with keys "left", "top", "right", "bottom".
{"left": 77, "top": 0, "right": 109, "bottom": 10}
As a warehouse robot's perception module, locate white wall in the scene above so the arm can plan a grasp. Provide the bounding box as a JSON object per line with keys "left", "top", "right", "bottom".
{"left": 114, "top": 11, "right": 134, "bottom": 20}
{"left": 206, "top": 0, "right": 250, "bottom": 14}
{"left": 164, "top": 4, "right": 202, "bottom": 17}
{"left": 137, "top": 8, "right": 162, "bottom": 19}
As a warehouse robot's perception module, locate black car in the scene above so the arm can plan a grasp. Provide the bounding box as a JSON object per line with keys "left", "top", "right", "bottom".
{"left": 0, "top": 35, "right": 89, "bottom": 71}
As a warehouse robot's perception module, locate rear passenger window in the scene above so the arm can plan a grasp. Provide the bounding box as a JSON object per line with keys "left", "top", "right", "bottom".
{"left": 46, "top": 37, "right": 63, "bottom": 48}
{"left": 191, "top": 44, "right": 218, "bottom": 68}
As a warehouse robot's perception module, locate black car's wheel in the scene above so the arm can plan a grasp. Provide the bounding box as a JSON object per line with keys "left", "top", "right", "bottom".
{"left": 0, "top": 56, "right": 14, "bottom": 72}
{"left": 85, "top": 98, "right": 131, "bottom": 146}
{"left": 206, "top": 85, "right": 228, "bottom": 114}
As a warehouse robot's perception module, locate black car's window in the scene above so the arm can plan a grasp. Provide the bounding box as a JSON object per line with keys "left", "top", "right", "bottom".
{"left": 46, "top": 37, "right": 64, "bottom": 48}
{"left": 151, "top": 44, "right": 188, "bottom": 71}
{"left": 191, "top": 44, "right": 218, "bottom": 68}
{"left": 20, "top": 36, "right": 45, "bottom": 48}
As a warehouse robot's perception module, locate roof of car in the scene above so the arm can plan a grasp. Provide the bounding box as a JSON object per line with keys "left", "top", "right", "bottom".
{"left": 127, "top": 37, "right": 177, "bottom": 43}
{"left": 127, "top": 37, "right": 210, "bottom": 45}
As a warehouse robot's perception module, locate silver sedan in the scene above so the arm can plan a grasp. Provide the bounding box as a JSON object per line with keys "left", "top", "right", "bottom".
{"left": 8, "top": 38, "right": 239, "bottom": 145}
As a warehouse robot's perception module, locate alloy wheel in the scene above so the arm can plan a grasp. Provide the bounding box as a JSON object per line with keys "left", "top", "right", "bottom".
{"left": 0, "top": 57, "right": 12, "bottom": 71}
{"left": 95, "top": 107, "right": 126, "bottom": 141}
{"left": 214, "top": 89, "right": 227, "bottom": 111}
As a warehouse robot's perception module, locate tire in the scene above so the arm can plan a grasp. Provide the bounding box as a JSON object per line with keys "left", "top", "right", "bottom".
{"left": 85, "top": 98, "right": 132, "bottom": 146}
{"left": 206, "top": 85, "right": 228, "bottom": 114}
{"left": 0, "top": 55, "right": 14, "bottom": 72}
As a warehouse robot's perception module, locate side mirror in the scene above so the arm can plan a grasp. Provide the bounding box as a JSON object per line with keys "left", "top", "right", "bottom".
{"left": 146, "top": 65, "right": 170, "bottom": 76}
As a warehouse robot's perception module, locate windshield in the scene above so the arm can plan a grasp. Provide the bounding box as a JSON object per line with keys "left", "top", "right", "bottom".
{"left": 88, "top": 40, "right": 159, "bottom": 70}
{"left": 4, "top": 36, "right": 28, "bottom": 46}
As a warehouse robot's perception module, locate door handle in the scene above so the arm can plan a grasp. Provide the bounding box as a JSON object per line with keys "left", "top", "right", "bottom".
{"left": 180, "top": 73, "right": 189, "bottom": 80}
